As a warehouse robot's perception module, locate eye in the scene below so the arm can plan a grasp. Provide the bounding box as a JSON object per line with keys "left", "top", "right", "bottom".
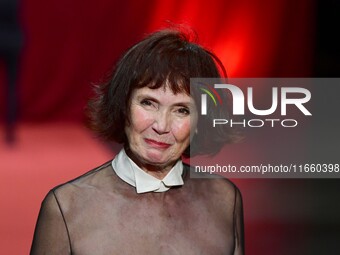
{"left": 140, "top": 99, "right": 153, "bottom": 106}
{"left": 140, "top": 99, "right": 158, "bottom": 110}
{"left": 176, "top": 107, "right": 190, "bottom": 116}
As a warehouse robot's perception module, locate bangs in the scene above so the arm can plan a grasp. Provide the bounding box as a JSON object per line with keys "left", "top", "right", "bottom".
{"left": 130, "top": 30, "right": 224, "bottom": 95}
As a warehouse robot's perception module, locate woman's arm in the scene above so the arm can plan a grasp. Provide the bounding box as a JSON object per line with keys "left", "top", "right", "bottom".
{"left": 30, "top": 190, "right": 71, "bottom": 255}
{"left": 233, "top": 187, "right": 245, "bottom": 255}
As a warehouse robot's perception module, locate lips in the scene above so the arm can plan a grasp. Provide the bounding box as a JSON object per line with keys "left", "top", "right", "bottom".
{"left": 144, "top": 138, "right": 171, "bottom": 149}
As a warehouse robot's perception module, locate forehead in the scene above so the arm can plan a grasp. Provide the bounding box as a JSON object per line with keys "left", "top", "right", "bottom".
{"left": 131, "top": 86, "right": 194, "bottom": 105}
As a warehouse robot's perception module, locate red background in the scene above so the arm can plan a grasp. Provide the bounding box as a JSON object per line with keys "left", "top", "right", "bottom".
{"left": 1, "top": 0, "right": 323, "bottom": 254}
{"left": 0, "top": 0, "right": 314, "bottom": 122}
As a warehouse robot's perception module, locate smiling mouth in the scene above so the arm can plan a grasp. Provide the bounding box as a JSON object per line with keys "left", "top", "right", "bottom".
{"left": 144, "top": 138, "right": 171, "bottom": 149}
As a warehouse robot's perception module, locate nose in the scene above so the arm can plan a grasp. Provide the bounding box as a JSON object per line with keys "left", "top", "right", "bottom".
{"left": 152, "top": 111, "right": 170, "bottom": 134}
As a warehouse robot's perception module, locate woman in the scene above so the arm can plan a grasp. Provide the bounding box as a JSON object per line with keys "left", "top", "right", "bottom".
{"left": 30, "top": 28, "right": 244, "bottom": 255}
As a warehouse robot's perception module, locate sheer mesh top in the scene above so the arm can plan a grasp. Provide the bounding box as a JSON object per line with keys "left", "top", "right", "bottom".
{"left": 30, "top": 161, "right": 244, "bottom": 255}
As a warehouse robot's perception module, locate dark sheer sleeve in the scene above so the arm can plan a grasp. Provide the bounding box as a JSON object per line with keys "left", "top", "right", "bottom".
{"left": 233, "top": 186, "right": 245, "bottom": 255}
{"left": 30, "top": 190, "right": 71, "bottom": 255}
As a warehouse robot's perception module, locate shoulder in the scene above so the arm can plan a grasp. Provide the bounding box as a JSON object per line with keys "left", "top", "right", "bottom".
{"left": 48, "top": 160, "right": 117, "bottom": 206}
{"left": 182, "top": 163, "right": 242, "bottom": 201}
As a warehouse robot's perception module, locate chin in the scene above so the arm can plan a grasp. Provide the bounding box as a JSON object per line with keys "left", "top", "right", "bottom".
{"left": 143, "top": 151, "right": 174, "bottom": 165}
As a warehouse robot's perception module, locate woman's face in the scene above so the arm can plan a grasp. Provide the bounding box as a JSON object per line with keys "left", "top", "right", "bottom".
{"left": 125, "top": 85, "right": 198, "bottom": 172}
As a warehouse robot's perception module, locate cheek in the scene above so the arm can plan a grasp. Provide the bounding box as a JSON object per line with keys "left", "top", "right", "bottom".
{"left": 172, "top": 120, "right": 192, "bottom": 142}
{"left": 129, "top": 107, "right": 154, "bottom": 133}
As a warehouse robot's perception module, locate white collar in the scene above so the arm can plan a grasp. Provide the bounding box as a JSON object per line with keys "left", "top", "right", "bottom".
{"left": 112, "top": 149, "right": 184, "bottom": 193}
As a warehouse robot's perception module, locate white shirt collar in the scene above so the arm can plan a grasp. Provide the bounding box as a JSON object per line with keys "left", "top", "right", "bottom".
{"left": 112, "top": 149, "right": 184, "bottom": 193}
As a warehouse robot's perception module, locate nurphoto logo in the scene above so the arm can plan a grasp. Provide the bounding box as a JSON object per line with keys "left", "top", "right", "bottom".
{"left": 198, "top": 81, "right": 312, "bottom": 128}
